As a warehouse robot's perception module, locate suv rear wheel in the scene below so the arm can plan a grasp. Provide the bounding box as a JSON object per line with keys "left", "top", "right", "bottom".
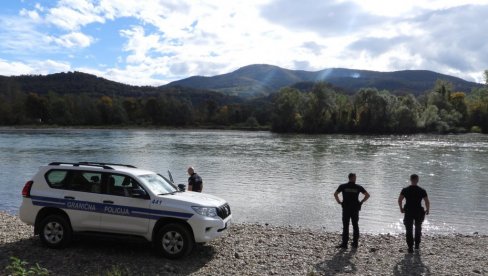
{"left": 39, "top": 214, "right": 72, "bottom": 248}
{"left": 155, "top": 223, "right": 194, "bottom": 259}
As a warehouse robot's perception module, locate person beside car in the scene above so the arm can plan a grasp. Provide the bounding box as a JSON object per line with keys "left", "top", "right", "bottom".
{"left": 187, "top": 167, "right": 203, "bottom": 192}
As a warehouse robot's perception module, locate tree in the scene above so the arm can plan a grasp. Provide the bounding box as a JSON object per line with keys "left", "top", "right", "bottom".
{"left": 49, "top": 96, "right": 73, "bottom": 125}
{"left": 449, "top": 92, "right": 468, "bottom": 125}
{"left": 272, "top": 88, "right": 304, "bottom": 132}
{"left": 302, "top": 83, "right": 338, "bottom": 133}
{"left": 25, "top": 93, "right": 49, "bottom": 123}
{"left": 353, "top": 88, "right": 390, "bottom": 133}
{"left": 144, "top": 97, "right": 163, "bottom": 124}
{"left": 334, "top": 93, "right": 354, "bottom": 132}
{"left": 467, "top": 87, "right": 488, "bottom": 133}
{"left": 419, "top": 105, "right": 442, "bottom": 132}
{"left": 391, "top": 95, "right": 421, "bottom": 133}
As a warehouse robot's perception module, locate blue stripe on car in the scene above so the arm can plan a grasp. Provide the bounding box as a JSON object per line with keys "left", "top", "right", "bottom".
{"left": 30, "top": 196, "right": 193, "bottom": 220}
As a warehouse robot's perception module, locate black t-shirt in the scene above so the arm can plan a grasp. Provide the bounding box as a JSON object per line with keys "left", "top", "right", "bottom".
{"left": 401, "top": 185, "right": 428, "bottom": 213}
{"left": 188, "top": 173, "right": 203, "bottom": 192}
{"left": 336, "top": 182, "right": 367, "bottom": 209}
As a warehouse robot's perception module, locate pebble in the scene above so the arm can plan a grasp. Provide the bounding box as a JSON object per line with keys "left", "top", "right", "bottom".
{"left": 1, "top": 212, "right": 487, "bottom": 276}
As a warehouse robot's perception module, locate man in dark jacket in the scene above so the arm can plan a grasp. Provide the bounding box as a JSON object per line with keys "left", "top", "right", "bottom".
{"left": 187, "top": 167, "right": 203, "bottom": 192}
{"left": 398, "top": 174, "right": 430, "bottom": 253}
{"left": 334, "top": 173, "right": 370, "bottom": 249}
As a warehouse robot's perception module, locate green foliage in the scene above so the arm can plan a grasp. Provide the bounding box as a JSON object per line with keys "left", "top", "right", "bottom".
{"left": 1, "top": 71, "right": 488, "bottom": 134}
{"left": 467, "top": 86, "right": 488, "bottom": 133}
{"left": 5, "top": 257, "right": 49, "bottom": 276}
{"left": 272, "top": 87, "right": 304, "bottom": 132}
{"left": 271, "top": 78, "right": 488, "bottom": 134}
{"left": 354, "top": 88, "right": 391, "bottom": 133}
{"left": 105, "top": 265, "right": 131, "bottom": 276}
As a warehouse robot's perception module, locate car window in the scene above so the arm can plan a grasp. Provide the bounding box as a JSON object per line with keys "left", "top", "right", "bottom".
{"left": 45, "top": 170, "right": 68, "bottom": 188}
{"left": 138, "top": 174, "right": 177, "bottom": 195}
{"left": 106, "top": 174, "right": 144, "bottom": 197}
{"left": 65, "top": 171, "right": 102, "bottom": 193}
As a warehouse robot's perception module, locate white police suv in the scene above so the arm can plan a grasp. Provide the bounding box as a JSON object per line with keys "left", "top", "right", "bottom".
{"left": 19, "top": 162, "right": 231, "bottom": 259}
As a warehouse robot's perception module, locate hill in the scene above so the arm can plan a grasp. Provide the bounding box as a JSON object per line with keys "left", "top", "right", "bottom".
{"left": 165, "top": 64, "right": 482, "bottom": 97}
{"left": 0, "top": 71, "right": 239, "bottom": 106}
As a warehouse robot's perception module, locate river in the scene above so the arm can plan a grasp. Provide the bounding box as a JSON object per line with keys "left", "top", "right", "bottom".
{"left": 0, "top": 128, "right": 487, "bottom": 234}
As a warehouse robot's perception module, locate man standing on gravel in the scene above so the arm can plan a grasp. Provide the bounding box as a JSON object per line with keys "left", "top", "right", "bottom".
{"left": 334, "top": 173, "right": 370, "bottom": 249}
{"left": 187, "top": 167, "right": 203, "bottom": 192}
{"left": 398, "top": 174, "right": 430, "bottom": 253}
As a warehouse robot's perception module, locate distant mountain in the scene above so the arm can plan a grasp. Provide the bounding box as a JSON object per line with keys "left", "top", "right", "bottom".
{"left": 165, "top": 64, "right": 482, "bottom": 97}
{"left": 0, "top": 71, "right": 239, "bottom": 106}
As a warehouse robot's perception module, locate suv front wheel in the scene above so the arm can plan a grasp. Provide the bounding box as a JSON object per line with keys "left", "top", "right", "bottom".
{"left": 39, "top": 214, "right": 72, "bottom": 248}
{"left": 155, "top": 223, "right": 194, "bottom": 259}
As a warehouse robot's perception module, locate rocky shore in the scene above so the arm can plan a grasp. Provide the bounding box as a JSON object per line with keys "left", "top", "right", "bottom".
{"left": 1, "top": 212, "right": 486, "bottom": 275}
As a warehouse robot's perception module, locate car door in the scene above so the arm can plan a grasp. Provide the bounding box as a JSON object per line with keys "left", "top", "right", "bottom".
{"left": 99, "top": 173, "right": 150, "bottom": 235}
{"left": 46, "top": 169, "right": 102, "bottom": 231}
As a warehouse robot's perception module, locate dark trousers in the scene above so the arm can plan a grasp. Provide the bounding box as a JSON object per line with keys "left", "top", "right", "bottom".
{"left": 342, "top": 208, "right": 359, "bottom": 245}
{"left": 403, "top": 211, "right": 425, "bottom": 248}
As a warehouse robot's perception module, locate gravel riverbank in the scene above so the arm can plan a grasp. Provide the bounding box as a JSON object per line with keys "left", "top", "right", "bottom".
{"left": 1, "top": 212, "right": 486, "bottom": 275}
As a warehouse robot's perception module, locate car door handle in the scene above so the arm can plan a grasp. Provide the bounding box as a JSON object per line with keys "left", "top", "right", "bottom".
{"left": 64, "top": 196, "right": 75, "bottom": 200}
{"left": 103, "top": 200, "right": 114, "bottom": 204}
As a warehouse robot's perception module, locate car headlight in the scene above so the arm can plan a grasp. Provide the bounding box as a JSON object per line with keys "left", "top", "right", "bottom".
{"left": 192, "top": 206, "right": 218, "bottom": 217}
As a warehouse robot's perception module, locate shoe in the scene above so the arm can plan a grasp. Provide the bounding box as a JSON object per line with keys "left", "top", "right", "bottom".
{"left": 336, "top": 243, "right": 348, "bottom": 249}
{"left": 408, "top": 247, "right": 414, "bottom": 253}
{"left": 351, "top": 242, "right": 358, "bottom": 248}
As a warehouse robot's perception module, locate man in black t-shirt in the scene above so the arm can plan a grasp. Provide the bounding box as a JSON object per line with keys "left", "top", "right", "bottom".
{"left": 187, "top": 167, "right": 203, "bottom": 192}
{"left": 398, "top": 174, "right": 430, "bottom": 253}
{"left": 334, "top": 173, "right": 370, "bottom": 248}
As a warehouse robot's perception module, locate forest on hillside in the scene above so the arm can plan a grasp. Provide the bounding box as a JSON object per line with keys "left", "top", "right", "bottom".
{"left": 1, "top": 72, "right": 488, "bottom": 134}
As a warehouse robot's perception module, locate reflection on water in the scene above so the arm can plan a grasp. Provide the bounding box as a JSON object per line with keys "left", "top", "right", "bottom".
{"left": 0, "top": 129, "right": 487, "bottom": 234}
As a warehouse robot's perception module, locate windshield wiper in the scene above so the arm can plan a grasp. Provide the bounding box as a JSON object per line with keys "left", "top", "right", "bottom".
{"left": 158, "top": 192, "right": 176, "bottom": 195}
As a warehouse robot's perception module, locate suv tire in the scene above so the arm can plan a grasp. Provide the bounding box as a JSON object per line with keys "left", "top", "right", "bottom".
{"left": 39, "top": 214, "right": 72, "bottom": 249}
{"left": 155, "top": 223, "right": 194, "bottom": 259}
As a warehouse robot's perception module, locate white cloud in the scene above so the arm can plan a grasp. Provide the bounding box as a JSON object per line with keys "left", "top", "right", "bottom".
{"left": 45, "top": 0, "right": 105, "bottom": 30}
{"left": 50, "top": 32, "right": 94, "bottom": 48}
{"left": 19, "top": 8, "right": 41, "bottom": 21}
{"left": 77, "top": 66, "right": 167, "bottom": 86}
{"left": 0, "top": 59, "right": 33, "bottom": 75}
{"left": 0, "top": 59, "right": 71, "bottom": 76}
{"left": 2, "top": 0, "right": 488, "bottom": 85}
{"left": 0, "top": 16, "right": 56, "bottom": 54}
{"left": 120, "top": 26, "right": 162, "bottom": 64}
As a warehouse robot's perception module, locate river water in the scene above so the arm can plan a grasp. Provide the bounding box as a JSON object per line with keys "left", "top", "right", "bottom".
{"left": 0, "top": 128, "right": 487, "bottom": 234}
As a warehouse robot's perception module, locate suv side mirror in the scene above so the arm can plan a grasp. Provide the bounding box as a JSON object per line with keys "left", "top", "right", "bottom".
{"left": 131, "top": 188, "right": 149, "bottom": 199}
{"left": 177, "top": 184, "right": 186, "bottom": 191}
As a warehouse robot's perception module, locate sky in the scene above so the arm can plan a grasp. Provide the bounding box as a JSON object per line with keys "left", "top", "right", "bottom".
{"left": 1, "top": 0, "right": 488, "bottom": 86}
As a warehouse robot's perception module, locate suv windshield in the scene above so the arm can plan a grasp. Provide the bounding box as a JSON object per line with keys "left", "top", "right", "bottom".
{"left": 138, "top": 174, "right": 177, "bottom": 195}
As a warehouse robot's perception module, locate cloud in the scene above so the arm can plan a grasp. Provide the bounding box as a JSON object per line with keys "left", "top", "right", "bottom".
{"left": 0, "top": 16, "right": 56, "bottom": 54}
{"left": 348, "top": 36, "right": 410, "bottom": 57}
{"left": 19, "top": 8, "right": 41, "bottom": 21}
{"left": 45, "top": 0, "right": 105, "bottom": 30}
{"left": 2, "top": 0, "right": 488, "bottom": 85}
{"left": 301, "top": 41, "right": 325, "bottom": 56}
{"left": 0, "top": 59, "right": 71, "bottom": 76}
{"left": 345, "top": 4, "right": 488, "bottom": 82}
{"left": 50, "top": 32, "right": 94, "bottom": 48}
{"left": 120, "top": 26, "right": 164, "bottom": 64}
{"left": 261, "top": 0, "right": 385, "bottom": 36}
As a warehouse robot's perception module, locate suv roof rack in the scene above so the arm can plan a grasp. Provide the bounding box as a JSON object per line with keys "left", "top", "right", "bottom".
{"left": 49, "top": 162, "right": 137, "bottom": 169}
{"left": 48, "top": 162, "right": 116, "bottom": 170}
{"left": 78, "top": 162, "right": 137, "bottom": 168}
